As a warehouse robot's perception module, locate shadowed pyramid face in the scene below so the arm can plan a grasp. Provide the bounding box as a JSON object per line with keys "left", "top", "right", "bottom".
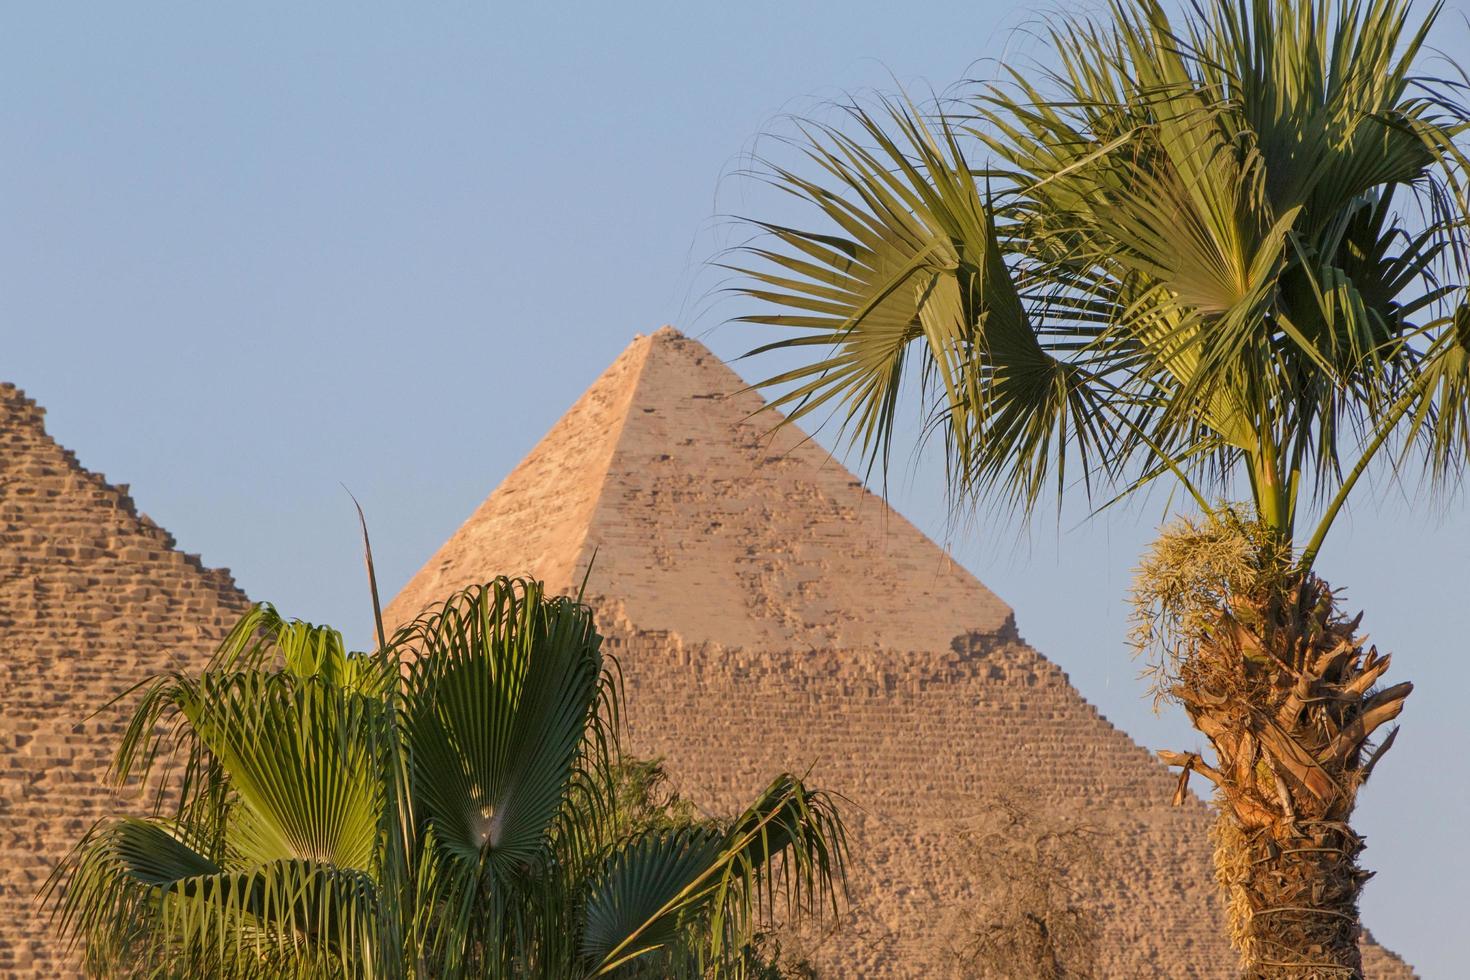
{"left": 383, "top": 329, "right": 1416, "bottom": 979}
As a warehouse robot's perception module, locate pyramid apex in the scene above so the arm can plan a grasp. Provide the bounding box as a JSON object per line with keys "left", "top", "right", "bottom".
{"left": 387, "top": 334, "right": 1013, "bottom": 650}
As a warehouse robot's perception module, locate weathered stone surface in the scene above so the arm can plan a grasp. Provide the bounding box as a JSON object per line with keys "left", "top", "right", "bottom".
{"left": 387, "top": 328, "right": 1416, "bottom": 978}
{"left": 0, "top": 383, "right": 250, "bottom": 978}
{"left": 388, "top": 325, "right": 1013, "bottom": 654}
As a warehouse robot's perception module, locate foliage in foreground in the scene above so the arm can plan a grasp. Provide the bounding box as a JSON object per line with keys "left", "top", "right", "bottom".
{"left": 608, "top": 758, "right": 823, "bottom": 979}
{"left": 47, "top": 579, "right": 846, "bottom": 978}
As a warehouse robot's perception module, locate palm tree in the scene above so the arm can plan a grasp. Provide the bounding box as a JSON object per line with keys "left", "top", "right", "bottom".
{"left": 47, "top": 579, "right": 846, "bottom": 978}
{"left": 729, "top": 0, "right": 1469, "bottom": 974}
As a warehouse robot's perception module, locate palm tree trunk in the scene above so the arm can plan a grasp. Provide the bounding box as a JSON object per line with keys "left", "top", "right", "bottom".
{"left": 1211, "top": 802, "right": 1366, "bottom": 978}
{"left": 1159, "top": 575, "right": 1411, "bottom": 979}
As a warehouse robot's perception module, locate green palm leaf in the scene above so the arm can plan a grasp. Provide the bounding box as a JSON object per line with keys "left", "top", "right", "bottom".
{"left": 399, "top": 579, "right": 609, "bottom": 876}
{"left": 582, "top": 827, "right": 726, "bottom": 973}
{"left": 583, "top": 774, "right": 846, "bottom": 978}
{"left": 394, "top": 579, "right": 618, "bottom": 977}
{"left": 731, "top": 97, "right": 1116, "bottom": 510}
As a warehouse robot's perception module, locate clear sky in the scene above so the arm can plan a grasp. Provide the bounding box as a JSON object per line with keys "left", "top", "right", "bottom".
{"left": 4, "top": 2, "right": 1466, "bottom": 974}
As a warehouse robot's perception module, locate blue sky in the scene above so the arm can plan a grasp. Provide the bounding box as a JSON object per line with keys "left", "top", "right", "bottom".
{"left": 4, "top": 2, "right": 1466, "bottom": 974}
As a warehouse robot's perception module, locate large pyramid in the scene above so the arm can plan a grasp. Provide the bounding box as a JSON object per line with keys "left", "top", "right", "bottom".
{"left": 387, "top": 328, "right": 1415, "bottom": 978}
{"left": 0, "top": 384, "right": 251, "bottom": 977}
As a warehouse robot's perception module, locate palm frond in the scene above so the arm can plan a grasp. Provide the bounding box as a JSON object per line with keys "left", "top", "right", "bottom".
{"left": 583, "top": 774, "right": 846, "bottom": 978}
{"left": 395, "top": 579, "right": 616, "bottom": 977}
{"left": 731, "top": 97, "right": 1119, "bottom": 512}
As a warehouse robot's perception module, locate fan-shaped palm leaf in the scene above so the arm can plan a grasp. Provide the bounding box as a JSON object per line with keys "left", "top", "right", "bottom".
{"left": 394, "top": 579, "right": 614, "bottom": 977}
{"left": 582, "top": 774, "right": 846, "bottom": 978}
{"left": 734, "top": 0, "right": 1470, "bottom": 555}
{"left": 50, "top": 614, "right": 395, "bottom": 978}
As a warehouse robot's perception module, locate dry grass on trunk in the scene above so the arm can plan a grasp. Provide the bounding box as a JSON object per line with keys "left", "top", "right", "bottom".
{"left": 1134, "top": 515, "right": 1410, "bottom": 979}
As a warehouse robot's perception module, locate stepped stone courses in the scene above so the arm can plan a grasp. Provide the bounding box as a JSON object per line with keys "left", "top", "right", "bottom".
{"left": 0, "top": 383, "right": 251, "bottom": 978}
{"left": 387, "top": 327, "right": 1416, "bottom": 979}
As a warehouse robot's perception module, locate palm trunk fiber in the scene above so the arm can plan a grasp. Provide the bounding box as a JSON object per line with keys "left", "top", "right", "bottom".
{"left": 1160, "top": 575, "right": 1410, "bottom": 979}
{"left": 1211, "top": 800, "right": 1367, "bottom": 978}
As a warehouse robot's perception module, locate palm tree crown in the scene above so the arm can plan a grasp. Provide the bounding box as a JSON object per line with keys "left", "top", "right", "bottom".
{"left": 734, "top": 0, "right": 1470, "bottom": 563}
